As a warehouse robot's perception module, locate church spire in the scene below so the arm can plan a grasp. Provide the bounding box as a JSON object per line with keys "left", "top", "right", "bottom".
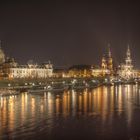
{"left": 126, "top": 44, "right": 131, "bottom": 58}
{"left": 108, "top": 43, "right": 111, "bottom": 58}
{"left": 107, "top": 43, "right": 113, "bottom": 71}
{"left": 125, "top": 45, "right": 132, "bottom": 66}
{"left": 0, "top": 40, "right": 5, "bottom": 64}
{"left": 101, "top": 55, "right": 107, "bottom": 69}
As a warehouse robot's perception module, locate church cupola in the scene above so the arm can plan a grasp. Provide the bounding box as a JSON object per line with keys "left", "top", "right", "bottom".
{"left": 0, "top": 40, "right": 5, "bottom": 64}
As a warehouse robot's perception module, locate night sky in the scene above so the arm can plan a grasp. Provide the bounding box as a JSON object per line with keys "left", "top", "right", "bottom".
{"left": 0, "top": 0, "right": 140, "bottom": 68}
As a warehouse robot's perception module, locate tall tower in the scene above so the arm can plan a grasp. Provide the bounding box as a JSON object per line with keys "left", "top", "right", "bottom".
{"left": 101, "top": 55, "right": 107, "bottom": 69}
{"left": 125, "top": 45, "right": 133, "bottom": 70}
{"left": 0, "top": 40, "right": 5, "bottom": 64}
{"left": 107, "top": 44, "right": 113, "bottom": 71}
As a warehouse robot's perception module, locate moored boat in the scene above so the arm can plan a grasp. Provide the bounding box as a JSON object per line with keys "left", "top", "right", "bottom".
{"left": 28, "top": 85, "right": 69, "bottom": 93}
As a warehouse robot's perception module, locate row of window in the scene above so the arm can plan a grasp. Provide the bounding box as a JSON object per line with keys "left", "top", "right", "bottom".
{"left": 11, "top": 69, "right": 52, "bottom": 74}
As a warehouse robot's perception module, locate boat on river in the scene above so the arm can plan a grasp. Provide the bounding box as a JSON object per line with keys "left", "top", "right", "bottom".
{"left": 28, "top": 85, "right": 69, "bottom": 93}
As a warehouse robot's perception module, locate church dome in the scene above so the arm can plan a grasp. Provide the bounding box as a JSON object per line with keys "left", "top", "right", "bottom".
{"left": 0, "top": 47, "right": 5, "bottom": 64}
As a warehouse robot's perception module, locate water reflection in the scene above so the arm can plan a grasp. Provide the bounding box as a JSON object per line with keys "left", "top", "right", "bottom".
{"left": 0, "top": 85, "right": 140, "bottom": 139}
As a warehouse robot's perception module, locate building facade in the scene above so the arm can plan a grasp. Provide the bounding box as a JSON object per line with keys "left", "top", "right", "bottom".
{"left": 0, "top": 47, "right": 53, "bottom": 79}
{"left": 91, "top": 47, "right": 113, "bottom": 77}
{"left": 7, "top": 62, "right": 53, "bottom": 79}
{"left": 117, "top": 46, "right": 138, "bottom": 79}
{"left": 68, "top": 65, "right": 91, "bottom": 78}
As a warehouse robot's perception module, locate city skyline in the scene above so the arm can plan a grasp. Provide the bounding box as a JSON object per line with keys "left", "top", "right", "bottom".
{"left": 0, "top": 42, "right": 137, "bottom": 69}
{"left": 1, "top": 2, "right": 140, "bottom": 140}
{"left": 0, "top": 1, "right": 140, "bottom": 67}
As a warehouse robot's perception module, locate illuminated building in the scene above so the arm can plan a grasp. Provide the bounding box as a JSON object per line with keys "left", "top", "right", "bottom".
{"left": 0, "top": 48, "right": 53, "bottom": 79}
{"left": 117, "top": 45, "right": 138, "bottom": 79}
{"left": 53, "top": 68, "right": 68, "bottom": 78}
{"left": 107, "top": 46, "right": 113, "bottom": 71}
{"left": 0, "top": 46, "right": 5, "bottom": 64}
{"left": 68, "top": 65, "right": 91, "bottom": 77}
{"left": 0, "top": 43, "right": 6, "bottom": 78}
{"left": 7, "top": 61, "right": 53, "bottom": 79}
{"left": 91, "top": 47, "right": 113, "bottom": 77}
{"left": 101, "top": 55, "right": 107, "bottom": 69}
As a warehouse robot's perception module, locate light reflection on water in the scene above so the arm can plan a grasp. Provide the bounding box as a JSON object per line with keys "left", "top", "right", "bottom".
{"left": 0, "top": 85, "right": 140, "bottom": 139}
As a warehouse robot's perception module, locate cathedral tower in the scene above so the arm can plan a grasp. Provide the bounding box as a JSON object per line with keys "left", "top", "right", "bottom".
{"left": 0, "top": 40, "right": 5, "bottom": 64}
{"left": 107, "top": 44, "right": 113, "bottom": 71}
{"left": 101, "top": 55, "right": 107, "bottom": 69}
{"left": 125, "top": 45, "right": 133, "bottom": 70}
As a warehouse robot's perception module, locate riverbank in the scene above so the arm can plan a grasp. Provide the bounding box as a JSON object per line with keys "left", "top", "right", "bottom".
{"left": 0, "top": 77, "right": 103, "bottom": 96}
{"left": 0, "top": 77, "right": 103, "bottom": 88}
{"left": 0, "top": 77, "right": 139, "bottom": 96}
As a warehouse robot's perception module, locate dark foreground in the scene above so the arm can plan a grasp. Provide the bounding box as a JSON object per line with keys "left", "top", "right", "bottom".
{"left": 0, "top": 85, "right": 140, "bottom": 140}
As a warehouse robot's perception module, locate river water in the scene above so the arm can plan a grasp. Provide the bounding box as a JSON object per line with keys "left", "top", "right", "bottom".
{"left": 1, "top": 85, "right": 140, "bottom": 140}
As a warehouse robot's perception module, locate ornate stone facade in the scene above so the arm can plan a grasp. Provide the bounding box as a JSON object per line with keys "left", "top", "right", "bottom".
{"left": 117, "top": 46, "right": 138, "bottom": 79}
{"left": 91, "top": 46, "right": 113, "bottom": 77}
{"left": 0, "top": 43, "right": 5, "bottom": 64}
{"left": 0, "top": 47, "right": 53, "bottom": 79}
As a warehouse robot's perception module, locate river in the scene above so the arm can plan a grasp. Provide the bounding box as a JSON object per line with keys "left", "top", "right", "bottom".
{"left": 0, "top": 84, "right": 140, "bottom": 140}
